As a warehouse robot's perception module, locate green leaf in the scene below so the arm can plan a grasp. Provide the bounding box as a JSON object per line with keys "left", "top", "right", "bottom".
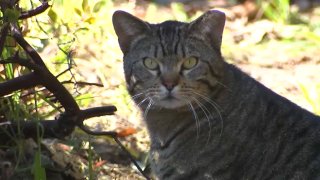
{"left": 93, "top": 1, "right": 106, "bottom": 13}
{"left": 32, "top": 151, "right": 46, "bottom": 180}
{"left": 48, "top": 9, "right": 57, "bottom": 23}
{"left": 84, "top": 17, "right": 96, "bottom": 24}
{"left": 4, "top": 9, "right": 20, "bottom": 23}
{"left": 37, "top": 93, "right": 63, "bottom": 113}
{"left": 4, "top": 63, "right": 14, "bottom": 79}
{"left": 5, "top": 36, "right": 16, "bottom": 47}
{"left": 74, "top": 8, "right": 82, "bottom": 16}
{"left": 75, "top": 93, "right": 93, "bottom": 107}
{"left": 82, "top": 0, "right": 90, "bottom": 13}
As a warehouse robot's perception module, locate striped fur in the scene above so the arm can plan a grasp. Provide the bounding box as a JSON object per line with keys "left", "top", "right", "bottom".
{"left": 113, "top": 10, "right": 320, "bottom": 180}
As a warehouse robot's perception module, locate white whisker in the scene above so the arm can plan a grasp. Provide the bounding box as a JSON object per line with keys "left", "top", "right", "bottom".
{"left": 192, "top": 91, "right": 222, "bottom": 111}
{"left": 191, "top": 91, "right": 224, "bottom": 138}
{"left": 182, "top": 97, "right": 200, "bottom": 141}
{"left": 144, "top": 98, "right": 153, "bottom": 120}
{"left": 131, "top": 92, "right": 144, "bottom": 99}
{"left": 124, "top": 92, "right": 145, "bottom": 107}
{"left": 191, "top": 97, "right": 212, "bottom": 145}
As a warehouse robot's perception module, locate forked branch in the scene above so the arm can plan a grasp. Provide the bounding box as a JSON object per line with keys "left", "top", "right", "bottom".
{"left": 0, "top": 2, "right": 149, "bottom": 179}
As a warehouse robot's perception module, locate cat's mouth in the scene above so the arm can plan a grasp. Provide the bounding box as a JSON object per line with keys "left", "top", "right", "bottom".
{"left": 157, "top": 94, "right": 187, "bottom": 109}
{"left": 163, "top": 94, "right": 176, "bottom": 100}
{"left": 160, "top": 92, "right": 180, "bottom": 101}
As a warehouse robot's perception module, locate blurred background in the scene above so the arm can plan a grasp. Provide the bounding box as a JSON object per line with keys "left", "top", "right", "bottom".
{"left": 1, "top": 0, "right": 320, "bottom": 179}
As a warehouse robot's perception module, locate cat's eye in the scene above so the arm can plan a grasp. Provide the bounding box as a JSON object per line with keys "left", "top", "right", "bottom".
{"left": 143, "top": 58, "right": 159, "bottom": 70}
{"left": 182, "top": 57, "right": 198, "bottom": 70}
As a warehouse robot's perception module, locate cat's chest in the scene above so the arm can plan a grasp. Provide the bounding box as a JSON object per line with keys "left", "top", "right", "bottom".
{"left": 150, "top": 146, "right": 228, "bottom": 180}
{"left": 150, "top": 147, "right": 196, "bottom": 179}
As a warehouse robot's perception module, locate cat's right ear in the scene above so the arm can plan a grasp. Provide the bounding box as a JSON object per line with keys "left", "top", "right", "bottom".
{"left": 112, "top": 11, "right": 150, "bottom": 54}
{"left": 188, "top": 10, "right": 226, "bottom": 51}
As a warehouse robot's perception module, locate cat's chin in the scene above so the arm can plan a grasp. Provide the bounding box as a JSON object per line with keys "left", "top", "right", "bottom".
{"left": 156, "top": 98, "right": 187, "bottom": 109}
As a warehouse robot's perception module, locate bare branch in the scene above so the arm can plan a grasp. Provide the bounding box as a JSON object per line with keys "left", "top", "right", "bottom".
{"left": 0, "top": 105, "right": 117, "bottom": 141}
{"left": 10, "top": 26, "right": 81, "bottom": 115}
{"left": 19, "top": 2, "right": 50, "bottom": 19}
{"left": 0, "top": 3, "right": 148, "bottom": 179}
{"left": 0, "top": 118, "right": 74, "bottom": 141}
{"left": 11, "top": 25, "right": 46, "bottom": 67}
{"left": 0, "top": 72, "right": 39, "bottom": 96}
{"left": 79, "top": 106, "right": 117, "bottom": 120}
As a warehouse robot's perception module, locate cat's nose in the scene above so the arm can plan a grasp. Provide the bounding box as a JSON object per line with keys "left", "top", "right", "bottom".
{"left": 161, "top": 74, "right": 179, "bottom": 92}
{"left": 162, "top": 81, "right": 176, "bottom": 91}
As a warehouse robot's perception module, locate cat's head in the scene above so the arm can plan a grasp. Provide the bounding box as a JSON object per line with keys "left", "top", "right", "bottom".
{"left": 112, "top": 10, "right": 226, "bottom": 109}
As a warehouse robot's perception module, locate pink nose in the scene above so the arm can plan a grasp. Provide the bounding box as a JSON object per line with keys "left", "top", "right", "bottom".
{"left": 160, "top": 74, "right": 179, "bottom": 92}
{"left": 162, "top": 81, "right": 177, "bottom": 91}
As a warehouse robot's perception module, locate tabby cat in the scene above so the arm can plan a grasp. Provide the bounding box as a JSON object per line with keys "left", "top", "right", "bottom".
{"left": 112, "top": 10, "right": 320, "bottom": 179}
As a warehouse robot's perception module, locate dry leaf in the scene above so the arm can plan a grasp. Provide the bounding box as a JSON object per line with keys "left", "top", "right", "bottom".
{"left": 117, "top": 127, "right": 137, "bottom": 137}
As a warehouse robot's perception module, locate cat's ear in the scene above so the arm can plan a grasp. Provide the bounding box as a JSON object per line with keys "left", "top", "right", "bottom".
{"left": 112, "top": 10, "right": 150, "bottom": 54}
{"left": 188, "top": 10, "right": 226, "bottom": 50}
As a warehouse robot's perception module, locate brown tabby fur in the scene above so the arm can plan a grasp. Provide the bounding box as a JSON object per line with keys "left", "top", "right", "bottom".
{"left": 113, "top": 10, "right": 320, "bottom": 180}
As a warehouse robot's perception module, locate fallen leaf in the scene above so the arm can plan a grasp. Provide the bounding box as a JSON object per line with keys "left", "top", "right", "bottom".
{"left": 56, "top": 143, "right": 72, "bottom": 151}
{"left": 117, "top": 127, "right": 137, "bottom": 137}
{"left": 94, "top": 160, "right": 107, "bottom": 169}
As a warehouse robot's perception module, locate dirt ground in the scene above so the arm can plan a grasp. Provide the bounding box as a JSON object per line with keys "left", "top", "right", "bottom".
{"left": 238, "top": 53, "right": 320, "bottom": 112}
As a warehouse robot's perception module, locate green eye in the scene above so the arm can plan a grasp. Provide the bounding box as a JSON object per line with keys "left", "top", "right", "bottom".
{"left": 143, "top": 58, "right": 159, "bottom": 70}
{"left": 182, "top": 57, "right": 198, "bottom": 70}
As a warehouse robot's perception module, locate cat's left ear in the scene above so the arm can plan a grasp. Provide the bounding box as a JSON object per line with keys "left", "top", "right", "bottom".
{"left": 188, "top": 10, "right": 226, "bottom": 50}
{"left": 112, "top": 10, "right": 151, "bottom": 55}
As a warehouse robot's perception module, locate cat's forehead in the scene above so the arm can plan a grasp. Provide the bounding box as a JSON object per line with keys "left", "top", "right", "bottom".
{"left": 151, "top": 21, "right": 187, "bottom": 37}
{"left": 154, "top": 20, "right": 186, "bottom": 29}
{"left": 144, "top": 21, "right": 188, "bottom": 57}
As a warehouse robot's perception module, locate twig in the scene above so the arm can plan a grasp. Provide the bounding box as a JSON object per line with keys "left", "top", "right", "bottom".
{"left": 19, "top": 2, "right": 50, "bottom": 19}
{"left": 61, "top": 80, "right": 103, "bottom": 87}
{"left": 78, "top": 123, "right": 118, "bottom": 137}
{"left": 56, "top": 67, "right": 72, "bottom": 79}
{"left": 113, "top": 136, "right": 151, "bottom": 180}
{"left": 77, "top": 124, "right": 151, "bottom": 180}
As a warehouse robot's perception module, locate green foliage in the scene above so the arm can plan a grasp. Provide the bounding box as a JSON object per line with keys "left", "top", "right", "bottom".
{"left": 4, "top": 8, "right": 21, "bottom": 23}
{"left": 257, "top": 0, "right": 307, "bottom": 25}
{"left": 87, "top": 137, "right": 95, "bottom": 180}
{"left": 258, "top": 0, "right": 291, "bottom": 24}
{"left": 48, "top": 9, "right": 58, "bottom": 23}
{"left": 32, "top": 151, "right": 46, "bottom": 180}
{"left": 93, "top": 1, "right": 106, "bottom": 13}
{"left": 171, "top": 3, "right": 188, "bottom": 21}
